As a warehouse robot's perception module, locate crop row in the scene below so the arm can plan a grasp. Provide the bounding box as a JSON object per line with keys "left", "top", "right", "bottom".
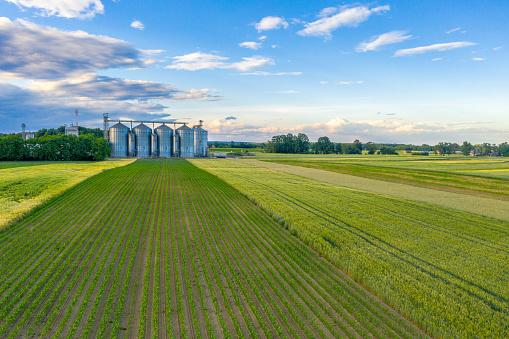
{"left": 0, "top": 159, "right": 425, "bottom": 338}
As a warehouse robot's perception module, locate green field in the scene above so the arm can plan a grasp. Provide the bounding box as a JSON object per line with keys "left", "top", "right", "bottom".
{"left": 261, "top": 158, "right": 509, "bottom": 200}
{"left": 0, "top": 159, "right": 134, "bottom": 229}
{"left": 0, "top": 159, "right": 424, "bottom": 338}
{"left": 192, "top": 158, "right": 509, "bottom": 338}
{"left": 210, "top": 148, "right": 263, "bottom": 153}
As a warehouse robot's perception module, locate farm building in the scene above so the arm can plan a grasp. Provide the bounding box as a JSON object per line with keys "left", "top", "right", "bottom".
{"left": 104, "top": 114, "right": 208, "bottom": 158}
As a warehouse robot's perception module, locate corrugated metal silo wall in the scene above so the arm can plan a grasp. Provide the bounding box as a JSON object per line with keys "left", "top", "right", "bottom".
{"left": 193, "top": 128, "right": 208, "bottom": 157}
{"left": 155, "top": 125, "right": 173, "bottom": 157}
{"left": 177, "top": 126, "right": 194, "bottom": 157}
{"left": 109, "top": 123, "right": 129, "bottom": 157}
{"left": 151, "top": 133, "right": 158, "bottom": 156}
{"left": 133, "top": 124, "right": 151, "bottom": 157}
{"left": 128, "top": 133, "right": 135, "bottom": 156}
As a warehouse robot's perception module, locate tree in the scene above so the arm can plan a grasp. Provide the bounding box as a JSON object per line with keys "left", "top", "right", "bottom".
{"left": 460, "top": 141, "right": 473, "bottom": 156}
{"left": 266, "top": 133, "right": 310, "bottom": 154}
{"left": 379, "top": 146, "right": 397, "bottom": 155}
{"left": 366, "top": 142, "right": 377, "bottom": 154}
{"left": 353, "top": 139, "right": 362, "bottom": 153}
{"left": 312, "top": 136, "right": 334, "bottom": 154}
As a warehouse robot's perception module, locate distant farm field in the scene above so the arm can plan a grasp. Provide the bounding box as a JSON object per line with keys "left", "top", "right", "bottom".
{"left": 262, "top": 158, "right": 509, "bottom": 200}
{"left": 0, "top": 160, "right": 424, "bottom": 338}
{"left": 191, "top": 158, "right": 509, "bottom": 338}
{"left": 0, "top": 159, "right": 134, "bottom": 230}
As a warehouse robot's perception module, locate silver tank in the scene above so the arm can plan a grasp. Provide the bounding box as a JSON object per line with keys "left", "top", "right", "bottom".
{"left": 193, "top": 126, "right": 208, "bottom": 157}
{"left": 109, "top": 123, "right": 129, "bottom": 157}
{"left": 155, "top": 124, "right": 173, "bottom": 157}
{"left": 151, "top": 133, "right": 158, "bottom": 157}
{"left": 176, "top": 125, "right": 194, "bottom": 158}
{"left": 133, "top": 123, "right": 151, "bottom": 157}
{"left": 128, "top": 132, "right": 136, "bottom": 157}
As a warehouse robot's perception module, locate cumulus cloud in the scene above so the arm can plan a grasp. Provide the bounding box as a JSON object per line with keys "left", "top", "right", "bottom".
{"left": 297, "top": 5, "right": 390, "bottom": 38}
{"left": 394, "top": 41, "right": 476, "bottom": 56}
{"left": 4, "top": 0, "right": 104, "bottom": 18}
{"left": 258, "top": 36, "right": 267, "bottom": 41}
{"left": 0, "top": 17, "right": 151, "bottom": 80}
{"left": 356, "top": 31, "right": 412, "bottom": 52}
{"left": 238, "top": 71, "right": 301, "bottom": 76}
{"left": 320, "top": 81, "right": 328, "bottom": 84}
{"left": 166, "top": 52, "right": 274, "bottom": 71}
{"left": 130, "top": 20, "right": 144, "bottom": 30}
{"left": 431, "top": 58, "right": 443, "bottom": 62}
{"left": 206, "top": 116, "right": 501, "bottom": 143}
{"left": 472, "top": 57, "right": 484, "bottom": 61}
{"left": 493, "top": 46, "right": 503, "bottom": 51}
{"left": 254, "top": 16, "right": 289, "bottom": 32}
{"left": 239, "top": 41, "right": 262, "bottom": 50}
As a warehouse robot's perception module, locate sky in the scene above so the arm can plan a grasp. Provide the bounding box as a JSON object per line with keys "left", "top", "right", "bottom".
{"left": 0, "top": 0, "right": 507, "bottom": 144}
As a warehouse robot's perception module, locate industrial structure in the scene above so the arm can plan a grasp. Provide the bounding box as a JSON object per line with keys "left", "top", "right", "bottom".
{"left": 103, "top": 114, "right": 208, "bottom": 158}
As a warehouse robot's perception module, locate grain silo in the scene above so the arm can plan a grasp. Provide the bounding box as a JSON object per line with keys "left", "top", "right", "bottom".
{"left": 151, "top": 131, "right": 158, "bottom": 157}
{"left": 128, "top": 131, "right": 136, "bottom": 157}
{"left": 193, "top": 126, "right": 208, "bottom": 157}
{"left": 155, "top": 124, "right": 173, "bottom": 157}
{"left": 133, "top": 123, "right": 151, "bottom": 157}
{"left": 176, "top": 125, "right": 194, "bottom": 158}
{"left": 109, "top": 123, "right": 129, "bottom": 157}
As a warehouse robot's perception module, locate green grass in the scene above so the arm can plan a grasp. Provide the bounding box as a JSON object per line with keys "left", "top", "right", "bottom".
{"left": 210, "top": 148, "right": 263, "bottom": 153}
{"left": 191, "top": 158, "right": 509, "bottom": 339}
{"left": 0, "top": 159, "right": 423, "bottom": 338}
{"left": 0, "top": 159, "right": 134, "bottom": 229}
{"left": 262, "top": 159, "right": 509, "bottom": 200}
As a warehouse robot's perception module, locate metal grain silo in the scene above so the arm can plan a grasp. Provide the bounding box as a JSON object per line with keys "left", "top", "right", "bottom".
{"left": 109, "top": 123, "right": 129, "bottom": 157}
{"left": 176, "top": 125, "right": 194, "bottom": 158}
{"left": 193, "top": 126, "right": 208, "bottom": 157}
{"left": 151, "top": 132, "right": 158, "bottom": 157}
{"left": 155, "top": 124, "right": 173, "bottom": 157}
{"left": 128, "top": 131, "right": 136, "bottom": 157}
{"left": 133, "top": 123, "right": 151, "bottom": 157}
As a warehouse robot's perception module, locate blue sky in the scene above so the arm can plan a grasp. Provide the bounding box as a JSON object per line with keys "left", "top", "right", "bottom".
{"left": 0, "top": 0, "right": 507, "bottom": 143}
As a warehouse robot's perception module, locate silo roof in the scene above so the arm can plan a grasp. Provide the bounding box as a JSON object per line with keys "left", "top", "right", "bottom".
{"left": 133, "top": 123, "right": 151, "bottom": 130}
{"left": 176, "top": 124, "right": 192, "bottom": 131}
{"left": 155, "top": 124, "right": 172, "bottom": 130}
{"left": 110, "top": 122, "right": 129, "bottom": 130}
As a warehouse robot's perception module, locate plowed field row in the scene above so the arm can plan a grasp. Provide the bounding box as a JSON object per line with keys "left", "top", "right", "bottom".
{"left": 0, "top": 159, "right": 425, "bottom": 338}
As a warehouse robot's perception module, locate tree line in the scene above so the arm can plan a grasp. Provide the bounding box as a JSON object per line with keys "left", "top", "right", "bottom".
{"left": 0, "top": 134, "right": 110, "bottom": 161}
{"left": 265, "top": 133, "right": 509, "bottom": 156}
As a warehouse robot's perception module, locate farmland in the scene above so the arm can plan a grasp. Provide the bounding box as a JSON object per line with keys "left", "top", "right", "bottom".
{"left": 191, "top": 158, "right": 509, "bottom": 338}
{"left": 261, "top": 157, "right": 509, "bottom": 200}
{"left": 0, "top": 159, "right": 425, "bottom": 338}
{"left": 0, "top": 159, "right": 134, "bottom": 230}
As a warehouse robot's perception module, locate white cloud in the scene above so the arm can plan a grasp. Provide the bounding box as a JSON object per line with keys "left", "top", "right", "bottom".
{"left": 394, "top": 41, "right": 476, "bottom": 56}
{"left": 271, "top": 45, "right": 278, "bottom": 48}
{"left": 5, "top": 0, "right": 104, "bottom": 18}
{"left": 431, "top": 58, "right": 443, "bottom": 62}
{"left": 338, "top": 81, "right": 363, "bottom": 85}
{"left": 166, "top": 52, "right": 274, "bottom": 72}
{"left": 258, "top": 36, "right": 267, "bottom": 41}
{"left": 274, "top": 90, "right": 298, "bottom": 94}
{"left": 206, "top": 116, "right": 502, "bottom": 143}
{"left": 254, "top": 16, "right": 289, "bottom": 32}
{"left": 493, "top": 46, "right": 503, "bottom": 51}
{"left": 0, "top": 17, "right": 153, "bottom": 80}
{"left": 230, "top": 56, "right": 275, "bottom": 71}
{"left": 445, "top": 27, "right": 461, "bottom": 34}
{"left": 239, "top": 41, "right": 262, "bottom": 50}
{"left": 238, "top": 71, "right": 301, "bottom": 76}
{"left": 356, "top": 31, "right": 412, "bottom": 52}
{"left": 130, "top": 20, "right": 144, "bottom": 30}
{"left": 320, "top": 81, "right": 328, "bottom": 84}
{"left": 297, "top": 5, "right": 390, "bottom": 38}
{"left": 472, "top": 57, "right": 484, "bottom": 61}
{"left": 166, "top": 52, "right": 229, "bottom": 71}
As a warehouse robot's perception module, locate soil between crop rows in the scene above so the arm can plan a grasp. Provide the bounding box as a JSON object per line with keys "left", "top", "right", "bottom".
{"left": 0, "top": 159, "right": 426, "bottom": 338}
